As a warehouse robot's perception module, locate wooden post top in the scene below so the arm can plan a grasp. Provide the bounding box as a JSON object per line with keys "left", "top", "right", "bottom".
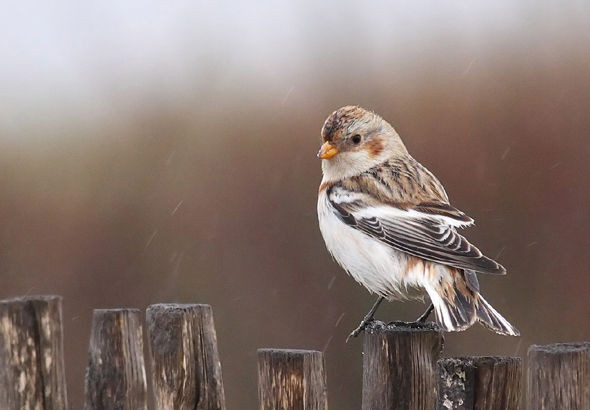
{"left": 529, "top": 341, "right": 590, "bottom": 353}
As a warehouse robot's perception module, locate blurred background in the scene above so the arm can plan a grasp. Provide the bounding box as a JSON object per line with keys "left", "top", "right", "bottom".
{"left": 1, "top": 1, "right": 589, "bottom": 408}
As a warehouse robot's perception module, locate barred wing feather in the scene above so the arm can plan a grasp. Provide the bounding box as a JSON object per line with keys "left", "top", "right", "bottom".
{"left": 328, "top": 187, "right": 506, "bottom": 275}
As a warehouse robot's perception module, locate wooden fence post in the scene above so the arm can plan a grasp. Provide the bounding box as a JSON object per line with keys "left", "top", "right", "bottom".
{"left": 437, "top": 356, "right": 521, "bottom": 409}
{"left": 146, "top": 303, "right": 226, "bottom": 410}
{"left": 257, "top": 349, "right": 328, "bottom": 410}
{"left": 84, "top": 308, "right": 147, "bottom": 410}
{"left": 0, "top": 295, "right": 68, "bottom": 409}
{"left": 362, "top": 325, "right": 444, "bottom": 410}
{"left": 527, "top": 342, "right": 590, "bottom": 409}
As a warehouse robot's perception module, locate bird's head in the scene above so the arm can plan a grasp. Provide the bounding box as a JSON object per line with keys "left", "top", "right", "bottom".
{"left": 318, "top": 106, "right": 408, "bottom": 180}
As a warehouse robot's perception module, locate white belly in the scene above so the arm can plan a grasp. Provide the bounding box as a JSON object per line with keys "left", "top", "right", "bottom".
{"left": 317, "top": 191, "right": 416, "bottom": 299}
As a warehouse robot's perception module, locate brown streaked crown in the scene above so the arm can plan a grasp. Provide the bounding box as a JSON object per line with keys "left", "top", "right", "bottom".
{"left": 321, "top": 106, "right": 373, "bottom": 143}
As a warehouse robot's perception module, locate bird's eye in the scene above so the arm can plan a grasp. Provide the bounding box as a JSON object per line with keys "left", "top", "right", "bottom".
{"left": 352, "top": 134, "right": 362, "bottom": 144}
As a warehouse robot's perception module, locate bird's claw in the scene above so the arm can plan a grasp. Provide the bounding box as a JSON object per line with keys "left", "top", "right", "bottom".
{"left": 346, "top": 328, "right": 362, "bottom": 343}
{"left": 346, "top": 319, "right": 386, "bottom": 343}
{"left": 387, "top": 320, "right": 439, "bottom": 330}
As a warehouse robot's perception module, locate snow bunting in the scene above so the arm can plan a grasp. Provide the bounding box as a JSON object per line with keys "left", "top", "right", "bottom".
{"left": 317, "top": 106, "right": 519, "bottom": 339}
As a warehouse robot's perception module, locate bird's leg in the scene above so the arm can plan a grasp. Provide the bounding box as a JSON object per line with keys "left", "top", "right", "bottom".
{"left": 388, "top": 303, "right": 436, "bottom": 330}
{"left": 416, "top": 303, "right": 434, "bottom": 323}
{"left": 347, "top": 296, "right": 384, "bottom": 342}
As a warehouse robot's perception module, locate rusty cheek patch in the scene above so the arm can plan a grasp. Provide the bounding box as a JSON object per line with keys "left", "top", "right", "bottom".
{"left": 366, "top": 138, "right": 384, "bottom": 157}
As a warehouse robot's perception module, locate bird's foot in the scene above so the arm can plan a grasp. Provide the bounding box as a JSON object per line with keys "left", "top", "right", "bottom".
{"left": 387, "top": 320, "right": 439, "bottom": 331}
{"left": 346, "top": 319, "right": 386, "bottom": 343}
{"left": 416, "top": 303, "right": 434, "bottom": 323}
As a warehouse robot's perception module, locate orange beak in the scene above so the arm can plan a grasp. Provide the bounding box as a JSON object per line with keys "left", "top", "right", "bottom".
{"left": 317, "top": 141, "right": 339, "bottom": 159}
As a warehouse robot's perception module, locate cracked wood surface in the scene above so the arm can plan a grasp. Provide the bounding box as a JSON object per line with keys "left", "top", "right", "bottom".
{"left": 84, "top": 309, "right": 147, "bottom": 410}
{"left": 146, "top": 303, "right": 226, "bottom": 410}
{"left": 362, "top": 325, "right": 444, "bottom": 410}
{"left": 437, "top": 356, "right": 521, "bottom": 410}
{"left": 527, "top": 342, "right": 590, "bottom": 410}
{"left": 257, "top": 349, "right": 327, "bottom": 410}
{"left": 0, "top": 295, "right": 68, "bottom": 409}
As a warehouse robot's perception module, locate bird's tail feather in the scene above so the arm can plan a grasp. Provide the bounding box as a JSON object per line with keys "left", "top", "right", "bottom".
{"left": 426, "top": 270, "right": 477, "bottom": 332}
{"left": 475, "top": 295, "right": 520, "bottom": 336}
{"left": 426, "top": 269, "right": 519, "bottom": 336}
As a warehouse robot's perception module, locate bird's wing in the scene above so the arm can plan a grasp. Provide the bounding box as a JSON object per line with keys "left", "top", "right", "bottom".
{"left": 327, "top": 185, "right": 506, "bottom": 275}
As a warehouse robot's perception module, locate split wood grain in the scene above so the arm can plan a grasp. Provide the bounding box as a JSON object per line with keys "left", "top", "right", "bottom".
{"left": 362, "top": 325, "right": 444, "bottom": 410}
{"left": 0, "top": 295, "right": 68, "bottom": 409}
{"left": 84, "top": 309, "right": 147, "bottom": 410}
{"left": 257, "top": 349, "right": 327, "bottom": 410}
{"left": 146, "top": 303, "right": 226, "bottom": 410}
{"left": 527, "top": 342, "right": 590, "bottom": 410}
{"left": 437, "top": 356, "right": 521, "bottom": 410}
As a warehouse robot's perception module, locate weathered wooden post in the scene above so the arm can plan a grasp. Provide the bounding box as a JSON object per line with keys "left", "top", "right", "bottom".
{"left": 527, "top": 342, "right": 590, "bottom": 409}
{"left": 362, "top": 325, "right": 444, "bottom": 410}
{"left": 0, "top": 295, "right": 68, "bottom": 409}
{"left": 437, "top": 356, "right": 521, "bottom": 409}
{"left": 146, "top": 303, "right": 226, "bottom": 410}
{"left": 84, "top": 308, "right": 147, "bottom": 410}
{"left": 257, "top": 349, "right": 328, "bottom": 410}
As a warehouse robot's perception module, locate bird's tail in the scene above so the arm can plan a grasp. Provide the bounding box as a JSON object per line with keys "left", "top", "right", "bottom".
{"left": 475, "top": 295, "right": 520, "bottom": 336}
{"left": 425, "top": 268, "right": 519, "bottom": 336}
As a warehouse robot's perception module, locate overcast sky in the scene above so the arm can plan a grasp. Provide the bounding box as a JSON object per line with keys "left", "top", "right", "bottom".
{"left": 1, "top": 1, "right": 587, "bottom": 129}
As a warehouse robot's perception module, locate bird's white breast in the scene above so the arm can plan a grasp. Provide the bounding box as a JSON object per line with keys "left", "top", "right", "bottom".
{"left": 317, "top": 190, "right": 414, "bottom": 299}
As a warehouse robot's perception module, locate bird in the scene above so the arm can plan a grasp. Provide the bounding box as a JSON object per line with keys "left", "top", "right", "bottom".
{"left": 316, "top": 105, "right": 519, "bottom": 340}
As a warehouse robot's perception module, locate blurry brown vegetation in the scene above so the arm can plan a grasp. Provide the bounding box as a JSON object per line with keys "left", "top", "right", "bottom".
{"left": 1, "top": 2, "right": 589, "bottom": 408}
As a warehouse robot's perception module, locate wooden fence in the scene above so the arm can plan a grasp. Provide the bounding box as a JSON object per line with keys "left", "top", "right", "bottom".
{"left": 0, "top": 295, "right": 588, "bottom": 409}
